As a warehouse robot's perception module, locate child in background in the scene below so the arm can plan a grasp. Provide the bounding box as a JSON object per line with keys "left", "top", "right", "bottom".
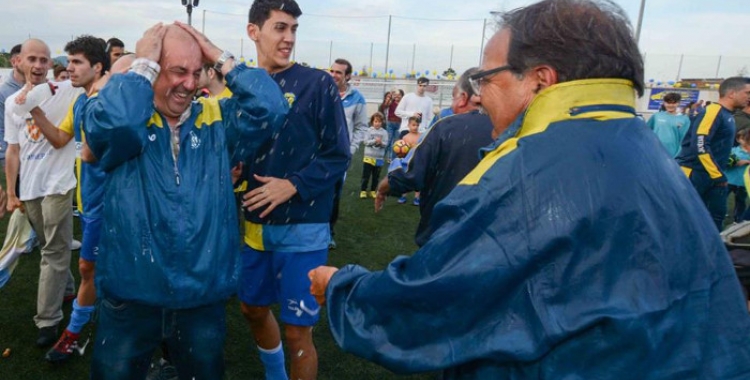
{"left": 398, "top": 117, "right": 422, "bottom": 205}
{"left": 647, "top": 92, "right": 691, "bottom": 158}
{"left": 727, "top": 128, "right": 750, "bottom": 222}
{"left": 361, "top": 113, "right": 389, "bottom": 199}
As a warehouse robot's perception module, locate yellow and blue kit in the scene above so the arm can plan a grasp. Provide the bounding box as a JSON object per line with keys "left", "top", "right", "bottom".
{"left": 676, "top": 103, "right": 737, "bottom": 183}
{"left": 324, "top": 79, "right": 750, "bottom": 378}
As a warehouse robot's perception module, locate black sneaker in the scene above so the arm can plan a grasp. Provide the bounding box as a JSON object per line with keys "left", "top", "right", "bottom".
{"left": 36, "top": 325, "right": 58, "bottom": 347}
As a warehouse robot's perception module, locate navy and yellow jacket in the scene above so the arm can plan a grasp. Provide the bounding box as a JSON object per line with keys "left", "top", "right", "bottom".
{"left": 326, "top": 79, "right": 750, "bottom": 379}
{"left": 84, "top": 65, "right": 287, "bottom": 308}
{"left": 676, "top": 103, "right": 737, "bottom": 182}
{"left": 243, "top": 63, "right": 351, "bottom": 226}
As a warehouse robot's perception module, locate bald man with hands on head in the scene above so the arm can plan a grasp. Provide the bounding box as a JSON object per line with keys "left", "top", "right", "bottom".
{"left": 84, "top": 22, "right": 287, "bottom": 380}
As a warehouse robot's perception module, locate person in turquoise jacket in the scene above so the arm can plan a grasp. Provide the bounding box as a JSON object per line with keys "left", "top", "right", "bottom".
{"left": 309, "top": 1, "right": 750, "bottom": 379}
{"left": 83, "top": 23, "right": 287, "bottom": 379}
{"left": 647, "top": 92, "right": 691, "bottom": 157}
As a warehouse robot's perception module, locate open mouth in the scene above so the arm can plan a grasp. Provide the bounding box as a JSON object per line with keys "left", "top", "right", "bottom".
{"left": 279, "top": 47, "right": 292, "bottom": 58}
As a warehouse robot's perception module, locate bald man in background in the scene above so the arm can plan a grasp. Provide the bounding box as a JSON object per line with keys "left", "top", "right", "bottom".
{"left": 4, "top": 38, "right": 81, "bottom": 348}
{"left": 84, "top": 23, "right": 287, "bottom": 379}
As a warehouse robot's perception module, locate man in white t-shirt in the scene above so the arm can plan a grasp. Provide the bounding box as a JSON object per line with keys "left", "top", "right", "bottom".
{"left": 4, "top": 38, "right": 80, "bottom": 347}
{"left": 395, "top": 77, "right": 434, "bottom": 133}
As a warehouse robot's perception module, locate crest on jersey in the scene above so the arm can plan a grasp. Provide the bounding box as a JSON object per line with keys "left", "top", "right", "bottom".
{"left": 284, "top": 92, "right": 296, "bottom": 108}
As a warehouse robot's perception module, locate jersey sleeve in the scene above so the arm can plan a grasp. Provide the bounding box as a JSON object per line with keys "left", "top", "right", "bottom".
{"left": 58, "top": 101, "right": 75, "bottom": 136}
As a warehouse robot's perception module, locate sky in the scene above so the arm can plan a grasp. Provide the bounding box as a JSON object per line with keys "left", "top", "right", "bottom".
{"left": 1, "top": 0, "right": 748, "bottom": 81}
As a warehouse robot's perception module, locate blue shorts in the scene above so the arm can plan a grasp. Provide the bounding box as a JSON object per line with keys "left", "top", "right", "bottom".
{"left": 80, "top": 216, "right": 102, "bottom": 262}
{"left": 238, "top": 245, "right": 327, "bottom": 326}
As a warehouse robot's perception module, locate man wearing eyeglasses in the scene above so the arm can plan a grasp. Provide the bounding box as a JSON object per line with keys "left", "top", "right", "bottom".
{"left": 395, "top": 76, "right": 433, "bottom": 134}
{"left": 309, "top": 0, "right": 750, "bottom": 378}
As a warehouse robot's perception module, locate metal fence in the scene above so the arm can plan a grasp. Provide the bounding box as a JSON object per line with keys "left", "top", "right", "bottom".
{"left": 2, "top": 8, "right": 747, "bottom": 85}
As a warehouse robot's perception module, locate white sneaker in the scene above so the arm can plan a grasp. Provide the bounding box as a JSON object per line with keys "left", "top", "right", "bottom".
{"left": 70, "top": 239, "right": 82, "bottom": 251}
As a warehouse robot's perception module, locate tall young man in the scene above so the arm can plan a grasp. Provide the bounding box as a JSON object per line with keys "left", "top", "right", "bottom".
{"left": 241, "top": 1, "right": 350, "bottom": 379}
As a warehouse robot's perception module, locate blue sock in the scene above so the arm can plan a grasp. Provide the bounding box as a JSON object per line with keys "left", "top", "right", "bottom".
{"left": 258, "top": 343, "right": 288, "bottom": 380}
{"left": 67, "top": 299, "right": 95, "bottom": 334}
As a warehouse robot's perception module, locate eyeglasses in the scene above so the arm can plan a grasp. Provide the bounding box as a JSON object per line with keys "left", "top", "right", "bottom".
{"left": 469, "top": 64, "right": 514, "bottom": 95}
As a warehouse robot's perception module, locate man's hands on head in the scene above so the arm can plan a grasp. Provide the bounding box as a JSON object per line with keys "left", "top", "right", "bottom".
{"left": 175, "top": 21, "right": 234, "bottom": 76}
{"left": 136, "top": 23, "right": 167, "bottom": 62}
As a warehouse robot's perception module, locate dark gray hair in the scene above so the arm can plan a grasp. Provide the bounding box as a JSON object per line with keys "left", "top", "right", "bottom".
{"left": 498, "top": 0, "right": 644, "bottom": 96}
{"left": 719, "top": 77, "right": 750, "bottom": 98}
{"left": 456, "top": 67, "right": 480, "bottom": 98}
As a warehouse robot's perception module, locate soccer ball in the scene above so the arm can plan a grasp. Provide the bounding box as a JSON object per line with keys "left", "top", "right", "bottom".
{"left": 392, "top": 140, "right": 410, "bottom": 158}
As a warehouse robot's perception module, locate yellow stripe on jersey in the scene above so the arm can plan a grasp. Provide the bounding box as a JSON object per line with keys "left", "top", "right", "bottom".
{"left": 244, "top": 221, "right": 265, "bottom": 251}
{"left": 681, "top": 166, "right": 692, "bottom": 178}
{"left": 58, "top": 101, "right": 75, "bottom": 136}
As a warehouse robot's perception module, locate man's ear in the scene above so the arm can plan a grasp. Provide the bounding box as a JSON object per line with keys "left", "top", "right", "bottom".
{"left": 532, "top": 65, "right": 558, "bottom": 93}
{"left": 93, "top": 62, "right": 103, "bottom": 77}
{"left": 246, "top": 23, "right": 259, "bottom": 41}
{"left": 459, "top": 91, "right": 471, "bottom": 108}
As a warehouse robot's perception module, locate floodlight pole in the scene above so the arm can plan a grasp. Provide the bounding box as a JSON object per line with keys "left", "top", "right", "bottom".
{"left": 635, "top": 0, "right": 646, "bottom": 44}
{"left": 182, "top": 0, "right": 199, "bottom": 26}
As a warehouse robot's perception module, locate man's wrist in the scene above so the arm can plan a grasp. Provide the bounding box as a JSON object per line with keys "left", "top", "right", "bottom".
{"left": 214, "top": 50, "right": 235, "bottom": 73}
{"left": 130, "top": 58, "right": 161, "bottom": 85}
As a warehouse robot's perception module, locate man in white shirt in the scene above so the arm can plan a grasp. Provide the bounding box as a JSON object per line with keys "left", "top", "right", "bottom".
{"left": 395, "top": 77, "right": 434, "bottom": 133}
{"left": 4, "top": 38, "right": 80, "bottom": 347}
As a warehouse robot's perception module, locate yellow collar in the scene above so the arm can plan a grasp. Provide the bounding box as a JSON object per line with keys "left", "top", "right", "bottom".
{"left": 518, "top": 78, "right": 637, "bottom": 138}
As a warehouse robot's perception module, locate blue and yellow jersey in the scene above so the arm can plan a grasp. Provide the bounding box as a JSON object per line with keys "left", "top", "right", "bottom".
{"left": 242, "top": 63, "right": 350, "bottom": 251}
{"left": 215, "top": 86, "right": 232, "bottom": 100}
{"left": 59, "top": 93, "right": 106, "bottom": 218}
{"left": 676, "top": 103, "right": 736, "bottom": 182}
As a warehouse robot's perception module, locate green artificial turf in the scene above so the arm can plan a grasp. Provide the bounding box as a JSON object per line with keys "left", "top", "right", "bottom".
{"left": 0, "top": 150, "right": 435, "bottom": 379}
